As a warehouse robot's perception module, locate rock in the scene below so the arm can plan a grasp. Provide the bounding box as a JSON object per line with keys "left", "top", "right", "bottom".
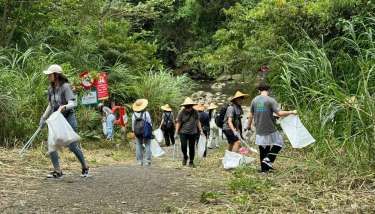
{"left": 216, "top": 74, "right": 231, "bottom": 81}
{"left": 231, "top": 74, "right": 243, "bottom": 81}
{"left": 215, "top": 92, "right": 222, "bottom": 96}
{"left": 211, "top": 82, "right": 226, "bottom": 90}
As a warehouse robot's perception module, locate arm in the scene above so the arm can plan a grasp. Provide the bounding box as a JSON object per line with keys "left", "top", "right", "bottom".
{"left": 146, "top": 111, "right": 152, "bottom": 127}
{"left": 131, "top": 114, "right": 135, "bottom": 132}
{"left": 197, "top": 121, "right": 203, "bottom": 134}
{"left": 275, "top": 110, "right": 297, "bottom": 117}
{"left": 159, "top": 113, "right": 164, "bottom": 128}
{"left": 248, "top": 112, "right": 253, "bottom": 130}
{"left": 175, "top": 122, "right": 181, "bottom": 134}
{"left": 228, "top": 117, "right": 237, "bottom": 133}
{"left": 59, "top": 83, "right": 77, "bottom": 111}
{"left": 41, "top": 104, "right": 52, "bottom": 120}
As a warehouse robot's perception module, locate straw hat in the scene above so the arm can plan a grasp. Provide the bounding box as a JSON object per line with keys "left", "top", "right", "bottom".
{"left": 193, "top": 104, "right": 205, "bottom": 112}
{"left": 161, "top": 104, "right": 172, "bottom": 112}
{"left": 43, "top": 64, "right": 63, "bottom": 75}
{"left": 231, "top": 91, "right": 249, "bottom": 101}
{"left": 132, "top": 99, "right": 148, "bottom": 112}
{"left": 180, "top": 97, "right": 197, "bottom": 106}
{"left": 207, "top": 103, "right": 218, "bottom": 110}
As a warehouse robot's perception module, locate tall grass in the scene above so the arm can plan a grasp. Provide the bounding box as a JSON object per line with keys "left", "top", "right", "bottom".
{"left": 274, "top": 17, "right": 375, "bottom": 167}
{"left": 0, "top": 46, "right": 194, "bottom": 146}
{"left": 108, "top": 64, "right": 194, "bottom": 123}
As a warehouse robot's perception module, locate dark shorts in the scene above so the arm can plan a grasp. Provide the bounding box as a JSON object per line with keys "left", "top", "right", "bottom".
{"left": 223, "top": 129, "right": 239, "bottom": 144}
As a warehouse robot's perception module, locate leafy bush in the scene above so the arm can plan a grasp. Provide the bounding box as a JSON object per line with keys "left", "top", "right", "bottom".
{"left": 273, "top": 17, "right": 375, "bottom": 166}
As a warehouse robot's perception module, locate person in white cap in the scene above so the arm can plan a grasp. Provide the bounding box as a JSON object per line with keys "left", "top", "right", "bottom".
{"left": 39, "top": 64, "right": 90, "bottom": 178}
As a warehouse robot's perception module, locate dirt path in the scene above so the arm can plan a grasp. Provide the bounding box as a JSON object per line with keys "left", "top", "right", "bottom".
{"left": 1, "top": 144, "right": 228, "bottom": 214}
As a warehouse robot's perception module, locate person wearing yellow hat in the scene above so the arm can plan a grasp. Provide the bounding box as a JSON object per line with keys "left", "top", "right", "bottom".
{"left": 222, "top": 91, "right": 249, "bottom": 153}
{"left": 176, "top": 97, "right": 204, "bottom": 167}
{"left": 248, "top": 82, "right": 297, "bottom": 173}
{"left": 132, "top": 99, "right": 153, "bottom": 166}
{"left": 159, "top": 104, "right": 175, "bottom": 146}
{"left": 39, "top": 64, "right": 90, "bottom": 178}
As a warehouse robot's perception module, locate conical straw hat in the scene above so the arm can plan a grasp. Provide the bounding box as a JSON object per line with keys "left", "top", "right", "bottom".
{"left": 161, "top": 104, "right": 172, "bottom": 112}
{"left": 231, "top": 91, "right": 249, "bottom": 101}
{"left": 180, "top": 97, "right": 197, "bottom": 106}
{"left": 207, "top": 103, "right": 218, "bottom": 110}
{"left": 132, "top": 99, "right": 148, "bottom": 112}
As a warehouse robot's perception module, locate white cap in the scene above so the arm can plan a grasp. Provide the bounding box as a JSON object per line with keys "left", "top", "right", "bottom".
{"left": 43, "top": 64, "right": 63, "bottom": 75}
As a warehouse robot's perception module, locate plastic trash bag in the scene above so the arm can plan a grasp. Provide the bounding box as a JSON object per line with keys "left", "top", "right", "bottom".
{"left": 222, "top": 150, "right": 255, "bottom": 170}
{"left": 102, "top": 122, "right": 107, "bottom": 135}
{"left": 46, "top": 112, "right": 80, "bottom": 153}
{"left": 210, "top": 119, "right": 216, "bottom": 129}
{"left": 197, "top": 135, "right": 206, "bottom": 158}
{"left": 280, "top": 115, "right": 315, "bottom": 148}
{"left": 207, "top": 135, "right": 213, "bottom": 149}
{"left": 150, "top": 140, "right": 165, "bottom": 157}
{"left": 153, "top": 129, "right": 164, "bottom": 143}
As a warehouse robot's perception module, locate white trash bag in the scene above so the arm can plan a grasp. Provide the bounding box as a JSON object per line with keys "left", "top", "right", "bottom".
{"left": 197, "top": 135, "right": 206, "bottom": 158}
{"left": 222, "top": 150, "right": 255, "bottom": 170}
{"left": 153, "top": 129, "right": 164, "bottom": 143}
{"left": 46, "top": 112, "right": 81, "bottom": 153}
{"left": 280, "top": 115, "right": 315, "bottom": 148}
{"left": 150, "top": 140, "right": 165, "bottom": 157}
{"left": 102, "top": 122, "right": 107, "bottom": 135}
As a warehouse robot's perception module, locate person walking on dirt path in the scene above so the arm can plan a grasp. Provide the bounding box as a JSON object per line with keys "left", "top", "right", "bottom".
{"left": 223, "top": 91, "right": 249, "bottom": 153}
{"left": 207, "top": 103, "right": 218, "bottom": 149}
{"left": 194, "top": 104, "right": 209, "bottom": 158}
{"left": 39, "top": 64, "right": 89, "bottom": 179}
{"left": 132, "top": 99, "right": 153, "bottom": 166}
{"left": 98, "top": 103, "right": 116, "bottom": 141}
{"left": 247, "top": 82, "right": 297, "bottom": 173}
{"left": 176, "top": 97, "right": 203, "bottom": 167}
{"left": 159, "top": 104, "right": 175, "bottom": 147}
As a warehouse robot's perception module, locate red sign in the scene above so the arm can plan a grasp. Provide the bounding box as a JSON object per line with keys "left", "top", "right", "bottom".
{"left": 96, "top": 72, "right": 109, "bottom": 100}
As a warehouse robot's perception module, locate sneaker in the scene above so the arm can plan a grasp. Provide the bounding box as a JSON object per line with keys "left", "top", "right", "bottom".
{"left": 182, "top": 159, "right": 187, "bottom": 166}
{"left": 47, "top": 171, "right": 63, "bottom": 179}
{"left": 262, "top": 158, "right": 273, "bottom": 170}
{"left": 81, "top": 167, "right": 90, "bottom": 178}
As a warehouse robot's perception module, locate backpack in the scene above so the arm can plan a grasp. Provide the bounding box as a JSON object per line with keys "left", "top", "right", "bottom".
{"left": 134, "top": 112, "right": 152, "bottom": 139}
{"left": 215, "top": 104, "right": 230, "bottom": 129}
{"left": 162, "top": 113, "right": 174, "bottom": 130}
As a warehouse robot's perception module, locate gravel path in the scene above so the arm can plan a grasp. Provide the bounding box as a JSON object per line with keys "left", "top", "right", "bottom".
{"left": 1, "top": 145, "right": 213, "bottom": 214}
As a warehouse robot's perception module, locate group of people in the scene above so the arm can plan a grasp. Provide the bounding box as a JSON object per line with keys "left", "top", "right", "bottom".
{"left": 38, "top": 64, "right": 297, "bottom": 179}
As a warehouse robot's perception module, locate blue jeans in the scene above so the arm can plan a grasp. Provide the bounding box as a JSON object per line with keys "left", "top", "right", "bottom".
{"left": 106, "top": 114, "right": 116, "bottom": 140}
{"left": 135, "top": 138, "right": 151, "bottom": 164}
{"left": 50, "top": 112, "right": 87, "bottom": 170}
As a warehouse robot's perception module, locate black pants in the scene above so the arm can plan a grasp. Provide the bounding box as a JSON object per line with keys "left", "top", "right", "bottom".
{"left": 180, "top": 133, "right": 196, "bottom": 163}
{"left": 259, "top": 145, "right": 282, "bottom": 172}
{"left": 162, "top": 127, "right": 175, "bottom": 146}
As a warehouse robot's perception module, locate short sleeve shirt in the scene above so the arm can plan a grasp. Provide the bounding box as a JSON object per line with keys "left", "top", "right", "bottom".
{"left": 177, "top": 109, "right": 199, "bottom": 134}
{"left": 250, "top": 95, "right": 280, "bottom": 135}
{"left": 48, "top": 83, "right": 75, "bottom": 112}
{"left": 223, "top": 104, "right": 243, "bottom": 130}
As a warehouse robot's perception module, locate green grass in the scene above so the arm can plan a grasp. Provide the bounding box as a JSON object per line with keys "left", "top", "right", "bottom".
{"left": 272, "top": 17, "right": 375, "bottom": 168}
